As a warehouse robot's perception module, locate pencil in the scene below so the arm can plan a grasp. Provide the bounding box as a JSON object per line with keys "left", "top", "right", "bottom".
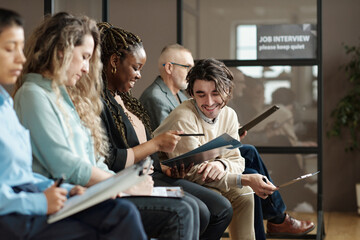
{"left": 56, "top": 177, "right": 64, "bottom": 187}
{"left": 178, "top": 133, "right": 205, "bottom": 137}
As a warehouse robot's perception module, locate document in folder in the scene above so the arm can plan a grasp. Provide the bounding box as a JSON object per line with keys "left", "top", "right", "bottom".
{"left": 121, "top": 186, "right": 185, "bottom": 198}
{"left": 47, "top": 160, "right": 150, "bottom": 224}
{"left": 238, "top": 105, "right": 279, "bottom": 136}
{"left": 161, "top": 133, "right": 242, "bottom": 169}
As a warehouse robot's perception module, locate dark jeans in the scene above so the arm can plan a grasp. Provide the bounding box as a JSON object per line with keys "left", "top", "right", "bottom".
{"left": 0, "top": 199, "right": 147, "bottom": 240}
{"left": 153, "top": 172, "right": 233, "bottom": 240}
{"left": 125, "top": 195, "right": 198, "bottom": 240}
{"left": 241, "top": 144, "right": 286, "bottom": 240}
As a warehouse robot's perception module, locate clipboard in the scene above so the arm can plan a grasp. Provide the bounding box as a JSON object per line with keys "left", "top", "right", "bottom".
{"left": 238, "top": 105, "right": 280, "bottom": 136}
{"left": 277, "top": 171, "right": 320, "bottom": 188}
{"left": 47, "top": 159, "right": 151, "bottom": 224}
{"left": 239, "top": 171, "right": 320, "bottom": 196}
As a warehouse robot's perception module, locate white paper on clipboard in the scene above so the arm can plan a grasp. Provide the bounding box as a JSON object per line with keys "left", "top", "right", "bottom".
{"left": 277, "top": 171, "right": 320, "bottom": 188}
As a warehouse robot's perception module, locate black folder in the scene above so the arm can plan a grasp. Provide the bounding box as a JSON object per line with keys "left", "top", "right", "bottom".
{"left": 238, "top": 105, "right": 280, "bottom": 136}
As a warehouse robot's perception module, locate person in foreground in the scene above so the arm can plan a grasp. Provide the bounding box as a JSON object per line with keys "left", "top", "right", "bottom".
{"left": 0, "top": 8, "right": 147, "bottom": 240}
{"left": 97, "top": 22, "right": 232, "bottom": 240}
{"left": 13, "top": 12, "right": 197, "bottom": 240}
{"left": 154, "top": 58, "right": 279, "bottom": 240}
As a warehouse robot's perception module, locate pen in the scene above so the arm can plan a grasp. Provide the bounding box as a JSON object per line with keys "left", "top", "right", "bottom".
{"left": 55, "top": 177, "right": 64, "bottom": 187}
{"left": 178, "top": 133, "right": 205, "bottom": 137}
{"left": 262, "top": 176, "right": 274, "bottom": 206}
{"left": 240, "top": 191, "right": 255, "bottom": 196}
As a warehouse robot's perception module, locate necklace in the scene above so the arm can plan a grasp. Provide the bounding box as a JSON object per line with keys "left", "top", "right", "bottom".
{"left": 124, "top": 111, "right": 134, "bottom": 125}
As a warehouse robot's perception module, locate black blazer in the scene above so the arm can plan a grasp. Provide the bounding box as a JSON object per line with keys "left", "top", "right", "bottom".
{"left": 100, "top": 92, "right": 161, "bottom": 173}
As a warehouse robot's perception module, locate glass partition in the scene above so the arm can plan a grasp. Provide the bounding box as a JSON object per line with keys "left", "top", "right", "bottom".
{"left": 182, "top": 0, "right": 317, "bottom": 60}
{"left": 262, "top": 153, "right": 318, "bottom": 212}
{"left": 228, "top": 65, "right": 318, "bottom": 147}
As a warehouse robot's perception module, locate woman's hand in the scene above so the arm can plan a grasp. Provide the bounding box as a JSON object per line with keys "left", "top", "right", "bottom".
{"left": 44, "top": 183, "right": 68, "bottom": 214}
{"left": 163, "top": 163, "right": 194, "bottom": 179}
{"left": 69, "top": 185, "right": 86, "bottom": 196}
{"left": 153, "top": 130, "right": 183, "bottom": 152}
{"left": 143, "top": 162, "right": 154, "bottom": 175}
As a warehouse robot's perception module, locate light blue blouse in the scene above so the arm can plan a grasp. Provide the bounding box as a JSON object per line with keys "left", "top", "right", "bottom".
{"left": 0, "top": 85, "right": 49, "bottom": 215}
{"left": 14, "top": 73, "right": 112, "bottom": 186}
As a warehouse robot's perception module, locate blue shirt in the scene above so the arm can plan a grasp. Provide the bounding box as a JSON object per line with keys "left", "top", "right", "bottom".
{"left": 0, "top": 85, "right": 50, "bottom": 215}
{"left": 14, "top": 73, "right": 112, "bottom": 186}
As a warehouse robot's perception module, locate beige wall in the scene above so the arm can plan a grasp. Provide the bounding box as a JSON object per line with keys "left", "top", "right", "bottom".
{"left": 0, "top": 0, "right": 43, "bottom": 37}
{"left": 1, "top": 0, "right": 360, "bottom": 211}
{"left": 0, "top": 0, "right": 176, "bottom": 97}
{"left": 107, "top": 0, "right": 177, "bottom": 98}
{"left": 0, "top": 0, "right": 43, "bottom": 93}
{"left": 322, "top": 0, "right": 360, "bottom": 211}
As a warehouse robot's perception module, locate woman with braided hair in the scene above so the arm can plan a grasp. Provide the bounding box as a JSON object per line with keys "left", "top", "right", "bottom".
{"left": 98, "top": 22, "right": 233, "bottom": 240}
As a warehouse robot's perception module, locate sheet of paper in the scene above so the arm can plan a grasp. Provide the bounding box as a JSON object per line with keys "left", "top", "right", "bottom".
{"left": 122, "top": 186, "right": 184, "bottom": 198}
{"left": 151, "top": 186, "right": 184, "bottom": 198}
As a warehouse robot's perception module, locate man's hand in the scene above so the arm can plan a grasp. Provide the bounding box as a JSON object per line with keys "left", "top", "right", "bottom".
{"left": 241, "top": 174, "right": 277, "bottom": 199}
{"left": 239, "top": 130, "right": 247, "bottom": 140}
{"left": 153, "top": 130, "right": 183, "bottom": 152}
{"left": 44, "top": 183, "right": 68, "bottom": 214}
{"left": 69, "top": 185, "right": 86, "bottom": 197}
{"left": 198, "top": 161, "right": 226, "bottom": 182}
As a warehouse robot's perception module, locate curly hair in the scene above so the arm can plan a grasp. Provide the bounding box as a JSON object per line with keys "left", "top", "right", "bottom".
{"left": 186, "top": 58, "right": 234, "bottom": 106}
{"left": 14, "top": 12, "right": 108, "bottom": 159}
{"left": 98, "top": 22, "right": 152, "bottom": 147}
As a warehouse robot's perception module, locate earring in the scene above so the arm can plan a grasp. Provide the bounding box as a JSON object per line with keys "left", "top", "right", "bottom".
{"left": 111, "top": 66, "right": 117, "bottom": 74}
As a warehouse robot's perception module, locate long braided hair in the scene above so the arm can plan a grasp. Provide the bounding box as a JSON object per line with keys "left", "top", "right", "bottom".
{"left": 97, "top": 22, "right": 152, "bottom": 147}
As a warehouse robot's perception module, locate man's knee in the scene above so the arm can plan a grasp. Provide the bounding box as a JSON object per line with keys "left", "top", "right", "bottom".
{"left": 215, "top": 195, "right": 233, "bottom": 222}
{"left": 240, "top": 144, "right": 258, "bottom": 157}
{"left": 223, "top": 187, "right": 254, "bottom": 210}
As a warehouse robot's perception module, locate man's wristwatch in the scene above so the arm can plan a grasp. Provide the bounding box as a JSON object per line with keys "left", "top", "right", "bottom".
{"left": 236, "top": 174, "right": 243, "bottom": 188}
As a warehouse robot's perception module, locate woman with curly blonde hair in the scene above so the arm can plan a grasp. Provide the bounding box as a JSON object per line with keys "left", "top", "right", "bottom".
{"left": 14, "top": 12, "right": 199, "bottom": 240}
{"left": 13, "top": 12, "right": 113, "bottom": 185}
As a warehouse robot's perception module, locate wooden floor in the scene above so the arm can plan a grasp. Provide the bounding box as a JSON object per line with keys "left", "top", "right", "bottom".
{"left": 221, "top": 211, "right": 360, "bottom": 240}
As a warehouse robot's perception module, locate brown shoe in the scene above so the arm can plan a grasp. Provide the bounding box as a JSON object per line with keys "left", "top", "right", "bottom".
{"left": 267, "top": 213, "right": 315, "bottom": 236}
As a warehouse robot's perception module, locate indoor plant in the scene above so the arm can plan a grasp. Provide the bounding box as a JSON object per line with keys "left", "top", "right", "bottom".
{"left": 327, "top": 43, "right": 360, "bottom": 214}
{"left": 327, "top": 43, "right": 360, "bottom": 152}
